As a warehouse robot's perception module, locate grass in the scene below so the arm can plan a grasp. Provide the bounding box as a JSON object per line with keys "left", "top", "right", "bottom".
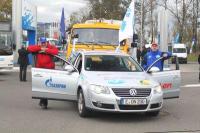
{"left": 187, "top": 53, "right": 199, "bottom": 62}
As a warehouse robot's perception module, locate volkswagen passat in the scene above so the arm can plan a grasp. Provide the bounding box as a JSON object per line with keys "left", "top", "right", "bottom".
{"left": 32, "top": 51, "right": 181, "bottom": 117}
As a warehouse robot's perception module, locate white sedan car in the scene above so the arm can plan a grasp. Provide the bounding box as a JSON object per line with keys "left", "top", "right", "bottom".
{"left": 32, "top": 51, "right": 181, "bottom": 117}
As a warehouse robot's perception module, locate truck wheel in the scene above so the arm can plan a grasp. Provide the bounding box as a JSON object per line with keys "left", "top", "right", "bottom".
{"left": 78, "top": 89, "right": 89, "bottom": 117}
{"left": 145, "top": 111, "right": 160, "bottom": 117}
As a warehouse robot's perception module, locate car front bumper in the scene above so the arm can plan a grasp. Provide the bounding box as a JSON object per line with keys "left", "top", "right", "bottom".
{"left": 86, "top": 90, "right": 163, "bottom": 113}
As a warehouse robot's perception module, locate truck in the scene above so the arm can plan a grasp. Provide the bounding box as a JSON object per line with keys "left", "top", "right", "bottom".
{"left": 172, "top": 43, "right": 187, "bottom": 64}
{"left": 0, "top": 22, "right": 14, "bottom": 71}
{"left": 66, "top": 19, "right": 130, "bottom": 59}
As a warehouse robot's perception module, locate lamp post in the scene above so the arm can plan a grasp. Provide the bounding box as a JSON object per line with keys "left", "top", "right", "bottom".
{"left": 140, "top": 0, "right": 144, "bottom": 48}
{"left": 99, "top": 0, "right": 102, "bottom": 18}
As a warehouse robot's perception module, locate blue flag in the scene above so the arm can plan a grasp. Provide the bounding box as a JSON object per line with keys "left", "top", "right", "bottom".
{"left": 60, "top": 8, "right": 65, "bottom": 39}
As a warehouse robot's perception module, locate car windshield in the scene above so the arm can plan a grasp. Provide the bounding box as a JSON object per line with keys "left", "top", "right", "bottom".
{"left": 73, "top": 28, "right": 119, "bottom": 45}
{"left": 0, "top": 32, "right": 12, "bottom": 48}
{"left": 173, "top": 48, "right": 186, "bottom": 53}
{"left": 85, "top": 55, "right": 143, "bottom": 72}
{"left": 0, "top": 32, "right": 13, "bottom": 55}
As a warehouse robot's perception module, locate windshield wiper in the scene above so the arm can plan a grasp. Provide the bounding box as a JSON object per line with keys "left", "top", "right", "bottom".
{"left": 75, "top": 41, "right": 94, "bottom": 47}
{"left": 95, "top": 41, "right": 118, "bottom": 48}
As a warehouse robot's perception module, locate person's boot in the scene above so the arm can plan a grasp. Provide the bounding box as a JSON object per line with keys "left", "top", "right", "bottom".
{"left": 39, "top": 99, "right": 48, "bottom": 109}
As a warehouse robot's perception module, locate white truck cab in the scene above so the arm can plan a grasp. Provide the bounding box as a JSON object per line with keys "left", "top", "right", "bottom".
{"left": 172, "top": 43, "right": 187, "bottom": 64}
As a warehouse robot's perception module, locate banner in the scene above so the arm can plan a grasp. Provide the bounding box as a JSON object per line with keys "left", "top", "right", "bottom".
{"left": 119, "top": 0, "right": 135, "bottom": 43}
{"left": 22, "top": 0, "right": 37, "bottom": 30}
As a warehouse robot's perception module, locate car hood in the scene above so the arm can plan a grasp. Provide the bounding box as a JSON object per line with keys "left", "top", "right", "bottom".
{"left": 82, "top": 72, "right": 158, "bottom": 88}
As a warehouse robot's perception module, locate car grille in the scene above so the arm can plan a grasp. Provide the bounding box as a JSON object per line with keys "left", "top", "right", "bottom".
{"left": 112, "top": 88, "right": 151, "bottom": 97}
{"left": 119, "top": 105, "right": 148, "bottom": 110}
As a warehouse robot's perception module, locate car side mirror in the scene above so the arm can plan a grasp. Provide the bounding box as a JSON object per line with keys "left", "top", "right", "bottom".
{"left": 72, "top": 34, "right": 79, "bottom": 39}
{"left": 148, "top": 67, "right": 160, "bottom": 73}
{"left": 64, "top": 65, "right": 75, "bottom": 72}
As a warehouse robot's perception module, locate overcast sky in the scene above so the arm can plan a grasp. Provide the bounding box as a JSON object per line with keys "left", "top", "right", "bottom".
{"left": 27, "top": 0, "right": 87, "bottom": 22}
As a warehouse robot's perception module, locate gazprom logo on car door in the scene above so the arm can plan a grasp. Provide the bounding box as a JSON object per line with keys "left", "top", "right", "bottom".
{"left": 45, "top": 77, "right": 66, "bottom": 89}
{"left": 0, "top": 58, "right": 4, "bottom": 61}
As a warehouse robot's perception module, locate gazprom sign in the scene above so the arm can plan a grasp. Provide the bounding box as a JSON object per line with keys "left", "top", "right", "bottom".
{"left": 22, "top": 0, "right": 37, "bottom": 30}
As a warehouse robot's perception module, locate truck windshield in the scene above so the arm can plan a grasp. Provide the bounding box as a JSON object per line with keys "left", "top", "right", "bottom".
{"left": 173, "top": 48, "right": 186, "bottom": 53}
{"left": 85, "top": 55, "right": 143, "bottom": 72}
{"left": 73, "top": 28, "right": 119, "bottom": 45}
{"left": 0, "top": 32, "right": 13, "bottom": 55}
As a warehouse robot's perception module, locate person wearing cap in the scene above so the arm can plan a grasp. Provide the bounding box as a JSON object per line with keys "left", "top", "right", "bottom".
{"left": 18, "top": 44, "right": 29, "bottom": 82}
{"left": 27, "top": 37, "right": 58, "bottom": 109}
{"left": 142, "top": 42, "right": 172, "bottom": 71}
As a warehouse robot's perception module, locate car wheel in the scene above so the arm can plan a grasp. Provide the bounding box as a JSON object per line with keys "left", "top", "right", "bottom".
{"left": 145, "top": 111, "right": 160, "bottom": 117}
{"left": 78, "top": 89, "right": 89, "bottom": 117}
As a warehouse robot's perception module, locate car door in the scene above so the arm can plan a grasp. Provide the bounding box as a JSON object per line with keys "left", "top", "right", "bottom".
{"left": 32, "top": 55, "right": 79, "bottom": 101}
{"left": 146, "top": 56, "right": 181, "bottom": 99}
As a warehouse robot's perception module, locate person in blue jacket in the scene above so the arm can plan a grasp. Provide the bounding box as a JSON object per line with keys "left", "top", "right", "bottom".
{"left": 142, "top": 42, "right": 172, "bottom": 71}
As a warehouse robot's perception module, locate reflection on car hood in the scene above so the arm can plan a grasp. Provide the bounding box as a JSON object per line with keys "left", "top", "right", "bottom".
{"left": 83, "top": 72, "right": 158, "bottom": 88}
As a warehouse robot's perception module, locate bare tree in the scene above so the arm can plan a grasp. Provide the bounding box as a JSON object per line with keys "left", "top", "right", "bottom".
{"left": 157, "top": 0, "right": 193, "bottom": 43}
{"left": 0, "top": 0, "right": 12, "bottom": 21}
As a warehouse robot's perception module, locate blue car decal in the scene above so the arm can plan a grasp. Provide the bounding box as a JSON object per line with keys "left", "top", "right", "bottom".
{"left": 108, "top": 79, "right": 125, "bottom": 85}
{"left": 45, "top": 77, "right": 66, "bottom": 89}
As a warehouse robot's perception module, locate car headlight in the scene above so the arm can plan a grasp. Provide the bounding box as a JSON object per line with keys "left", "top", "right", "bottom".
{"left": 90, "top": 85, "right": 110, "bottom": 94}
{"left": 153, "top": 85, "right": 162, "bottom": 94}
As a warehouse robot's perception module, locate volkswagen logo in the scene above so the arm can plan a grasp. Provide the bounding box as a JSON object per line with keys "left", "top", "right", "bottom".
{"left": 129, "top": 89, "right": 137, "bottom": 96}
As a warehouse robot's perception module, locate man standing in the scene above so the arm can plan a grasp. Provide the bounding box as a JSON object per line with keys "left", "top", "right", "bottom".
{"left": 136, "top": 47, "right": 141, "bottom": 64}
{"left": 27, "top": 37, "right": 58, "bottom": 109}
{"left": 18, "top": 45, "right": 29, "bottom": 81}
{"left": 142, "top": 43, "right": 172, "bottom": 71}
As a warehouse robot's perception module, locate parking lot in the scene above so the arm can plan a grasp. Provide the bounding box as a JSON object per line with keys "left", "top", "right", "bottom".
{"left": 0, "top": 63, "right": 200, "bottom": 133}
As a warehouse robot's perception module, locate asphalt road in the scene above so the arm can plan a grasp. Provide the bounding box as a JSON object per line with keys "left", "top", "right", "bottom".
{"left": 0, "top": 63, "right": 200, "bottom": 133}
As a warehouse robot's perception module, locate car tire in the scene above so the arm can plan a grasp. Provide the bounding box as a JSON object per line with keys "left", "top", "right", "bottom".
{"left": 145, "top": 111, "right": 160, "bottom": 117}
{"left": 78, "top": 89, "right": 89, "bottom": 117}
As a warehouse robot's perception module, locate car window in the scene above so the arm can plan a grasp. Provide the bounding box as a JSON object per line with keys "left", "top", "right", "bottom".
{"left": 68, "top": 52, "right": 79, "bottom": 65}
{"left": 54, "top": 56, "right": 67, "bottom": 71}
{"left": 84, "top": 55, "right": 143, "bottom": 72}
{"left": 75, "top": 55, "right": 82, "bottom": 73}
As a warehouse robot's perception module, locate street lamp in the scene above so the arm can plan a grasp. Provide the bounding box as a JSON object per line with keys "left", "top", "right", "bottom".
{"left": 99, "top": 0, "right": 102, "bottom": 18}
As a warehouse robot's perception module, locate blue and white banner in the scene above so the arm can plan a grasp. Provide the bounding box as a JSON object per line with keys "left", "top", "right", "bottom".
{"left": 22, "top": 0, "right": 37, "bottom": 30}
{"left": 119, "top": 0, "right": 135, "bottom": 42}
{"left": 190, "top": 37, "right": 196, "bottom": 53}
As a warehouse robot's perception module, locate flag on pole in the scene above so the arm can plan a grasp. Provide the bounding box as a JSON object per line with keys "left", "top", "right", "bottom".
{"left": 60, "top": 8, "right": 66, "bottom": 39}
{"left": 190, "top": 37, "right": 196, "bottom": 53}
{"left": 119, "top": 0, "right": 135, "bottom": 43}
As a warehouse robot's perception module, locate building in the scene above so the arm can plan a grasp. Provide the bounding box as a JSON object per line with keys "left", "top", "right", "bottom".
{"left": 37, "top": 22, "right": 59, "bottom": 40}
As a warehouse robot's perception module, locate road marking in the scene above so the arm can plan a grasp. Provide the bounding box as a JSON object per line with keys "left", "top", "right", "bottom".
{"left": 182, "top": 84, "right": 200, "bottom": 88}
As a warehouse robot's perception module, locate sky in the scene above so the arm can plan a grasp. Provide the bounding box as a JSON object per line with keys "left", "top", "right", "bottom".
{"left": 27, "top": 0, "right": 87, "bottom": 22}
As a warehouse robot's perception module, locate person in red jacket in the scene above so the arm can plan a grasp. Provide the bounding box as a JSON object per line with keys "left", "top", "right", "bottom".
{"left": 28, "top": 37, "right": 58, "bottom": 109}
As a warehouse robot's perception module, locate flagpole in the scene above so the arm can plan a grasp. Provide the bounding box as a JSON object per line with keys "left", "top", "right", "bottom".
{"left": 132, "top": 0, "right": 137, "bottom": 61}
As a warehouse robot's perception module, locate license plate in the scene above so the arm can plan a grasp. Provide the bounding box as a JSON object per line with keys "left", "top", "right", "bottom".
{"left": 121, "top": 98, "right": 147, "bottom": 105}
